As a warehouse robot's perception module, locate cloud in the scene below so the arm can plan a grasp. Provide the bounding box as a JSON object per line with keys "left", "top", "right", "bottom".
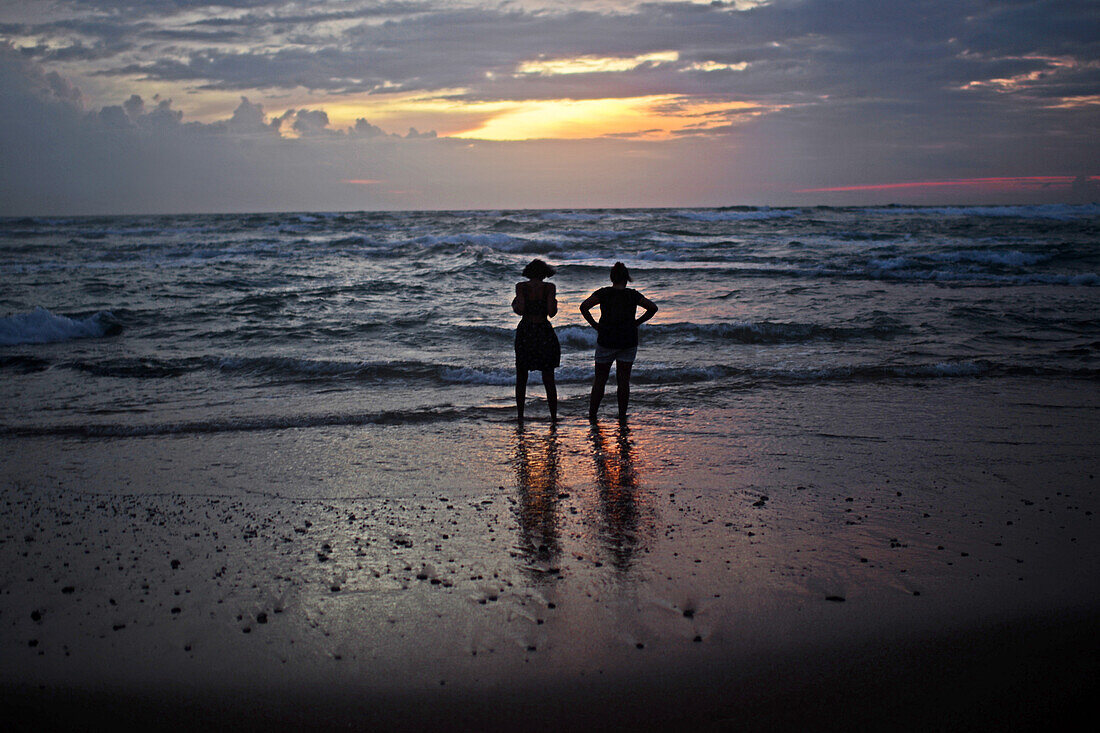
{"left": 8, "top": 3, "right": 1087, "bottom": 97}
{"left": 227, "top": 95, "right": 271, "bottom": 131}
{"left": 0, "top": 45, "right": 460, "bottom": 214}
{"left": 291, "top": 108, "right": 334, "bottom": 135}
{"left": 0, "top": 45, "right": 749, "bottom": 214}
{"left": 8, "top": 2, "right": 1099, "bottom": 116}
{"left": 351, "top": 117, "right": 386, "bottom": 137}
{"left": 0, "top": 2, "right": 1097, "bottom": 212}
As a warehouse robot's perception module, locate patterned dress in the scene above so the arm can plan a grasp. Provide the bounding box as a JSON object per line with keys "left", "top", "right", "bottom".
{"left": 514, "top": 283, "right": 561, "bottom": 371}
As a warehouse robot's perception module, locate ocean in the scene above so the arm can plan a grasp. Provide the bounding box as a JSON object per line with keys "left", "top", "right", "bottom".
{"left": 3, "top": 206, "right": 1099, "bottom": 715}
{"left": 2, "top": 205, "right": 1097, "bottom": 442}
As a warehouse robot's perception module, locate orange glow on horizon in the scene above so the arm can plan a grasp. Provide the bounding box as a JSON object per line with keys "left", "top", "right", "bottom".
{"left": 449, "top": 95, "right": 765, "bottom": 141}
{"left": 315, "top": 88, "right": 771, "bottom": 141}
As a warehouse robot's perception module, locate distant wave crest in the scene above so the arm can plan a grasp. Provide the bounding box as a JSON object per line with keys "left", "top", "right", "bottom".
{"left": 670, "top": 208, "right": 800, "bottom": 222}
{"left": 865, "top": 204, "right": 1100, "bottom": 221}
{"left": 0, "top": 307, "right": 121, "bottom": 346}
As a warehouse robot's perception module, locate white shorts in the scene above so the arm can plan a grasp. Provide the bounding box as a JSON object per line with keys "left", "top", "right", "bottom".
{"left": 594, "top": 344, "right": 637, "bottom": 365}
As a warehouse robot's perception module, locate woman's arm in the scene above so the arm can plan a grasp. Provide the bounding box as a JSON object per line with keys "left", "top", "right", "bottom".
{"left": 579, "top": 292, "right": 600, "bottom": 329}
{"left": 636, "top": 295, "right": 658, "bottom": 326}
{"left": 511, "top": 282, "right": 525, "bottom": 316}
{"left": 545, "top": 282, "right": 558, "bottom": 318}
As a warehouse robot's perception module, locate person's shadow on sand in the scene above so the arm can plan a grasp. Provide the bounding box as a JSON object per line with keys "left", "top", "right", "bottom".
{"left": 590, "top": 422, "right": 642, "bottom": 572}
{"left": 513, "top": 424, "right": 563, "bottom": 581}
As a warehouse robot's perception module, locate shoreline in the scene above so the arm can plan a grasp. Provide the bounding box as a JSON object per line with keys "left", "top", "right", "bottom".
{"left": 3, "top": 379, "right": 1097, "bottom": 730}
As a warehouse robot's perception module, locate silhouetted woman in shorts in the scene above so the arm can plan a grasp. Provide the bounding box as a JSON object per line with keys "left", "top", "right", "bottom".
{"left": 580, "top": 262, "right": 658, "bottom": 421}
{"left": 513, "top": 259, "right": 560, "bottom": 421}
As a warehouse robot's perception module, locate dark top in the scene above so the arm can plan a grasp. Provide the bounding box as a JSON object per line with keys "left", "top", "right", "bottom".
{"left": 594, "top": 287, "right": 643, "bottom": 349}
{"left": 518, "top": 282, "right": 551, "bottom": 321}
{"left": 515, "top": 282, "right": 560, "bottom": 371}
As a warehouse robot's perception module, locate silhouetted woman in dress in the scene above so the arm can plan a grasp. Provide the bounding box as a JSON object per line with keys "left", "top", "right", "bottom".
{"left": 513, "top": 259, "right": 560, "bottom": 422}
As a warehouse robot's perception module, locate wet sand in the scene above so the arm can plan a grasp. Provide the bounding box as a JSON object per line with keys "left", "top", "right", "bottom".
{"left": 4, "top": 611, "right": 1097, "bottom": 731}
{"left": 2, "top": 380, "right": 1098, "bottom": 730}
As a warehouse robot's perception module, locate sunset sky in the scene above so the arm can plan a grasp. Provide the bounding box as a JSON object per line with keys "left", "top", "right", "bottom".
{"left": 1, "top": 0, "right": 1098, "bottom": 214}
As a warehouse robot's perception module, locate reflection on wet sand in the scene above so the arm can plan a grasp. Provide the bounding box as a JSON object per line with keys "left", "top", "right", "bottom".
{"left": 590, "top": 422, "right": 643, "bottom": 572}
{"left": 513, "top": 425, "right": 563, "bottom": 580}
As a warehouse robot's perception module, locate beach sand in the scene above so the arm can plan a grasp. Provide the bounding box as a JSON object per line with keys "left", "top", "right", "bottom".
{"left": 2, "top": 379, "right": 1098, "bottom": 730}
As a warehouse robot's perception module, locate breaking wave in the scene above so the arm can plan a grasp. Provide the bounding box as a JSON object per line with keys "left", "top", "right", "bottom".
{"left": 0, "top": 308, "right": 122, "bottom": 346}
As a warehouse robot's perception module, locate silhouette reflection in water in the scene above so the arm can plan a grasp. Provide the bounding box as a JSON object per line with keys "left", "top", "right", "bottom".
{"left": 590, "top": 422, "right": 642, "bottom": 572}
{"left": 513, "top": 425, "right": 563, "bottom": 581}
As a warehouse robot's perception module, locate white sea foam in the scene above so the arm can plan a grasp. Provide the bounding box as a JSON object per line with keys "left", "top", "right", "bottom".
{"left": 439, "top": 366, "right": 514, "bottom": 385}
{"left": 556, "top": 326, "right": 597, "bottom": 348}
{"left": 0, "top": 308, "right": 118, "bottom": 346}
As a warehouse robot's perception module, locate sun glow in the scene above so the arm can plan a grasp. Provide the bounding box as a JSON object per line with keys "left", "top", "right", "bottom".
{"left": 450, "top": 95, "right": 763, "bottom": 141}
{"left": 266, "top": 86, "right": 774, "bottom": 142}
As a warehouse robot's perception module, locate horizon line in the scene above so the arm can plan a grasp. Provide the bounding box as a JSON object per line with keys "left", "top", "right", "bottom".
{"left": 795, "top": 175, "right": 1098, "bottom": 193}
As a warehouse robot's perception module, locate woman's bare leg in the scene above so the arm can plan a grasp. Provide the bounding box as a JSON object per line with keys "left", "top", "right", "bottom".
{"left": 516, "top": 369, "right": 528, "bottom": 422}
{"left": 589, "top": 361, "right": 612, "bottom": 422}
{"left": 615, "top": 361, "right": 633, "bottom": 419}
{"left": 541, "top": 370, "right": 558, "bottom": 421}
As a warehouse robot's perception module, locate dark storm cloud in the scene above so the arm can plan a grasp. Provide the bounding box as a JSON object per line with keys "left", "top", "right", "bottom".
{"left": 5, "top": 2, "right": 1096, "bottom": 109}
{"left": 14, "top": 0, "right": 1087, "bottom": 119}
